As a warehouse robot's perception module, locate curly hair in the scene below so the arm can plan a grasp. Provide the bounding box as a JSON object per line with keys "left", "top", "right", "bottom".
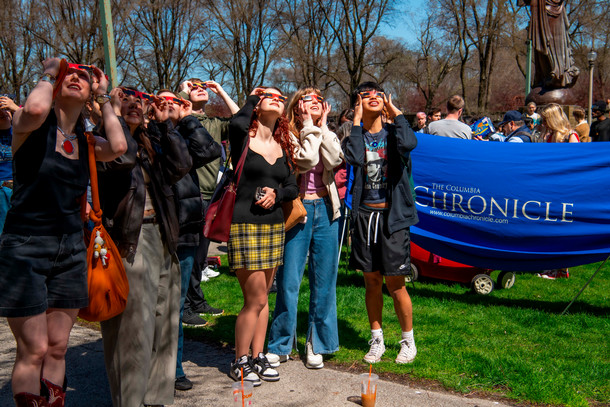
{"left": 286, "top": 87, "right": 323, "bottom": 135}
{"left": 248, "top": 111, "right": 295, "bottom": 169}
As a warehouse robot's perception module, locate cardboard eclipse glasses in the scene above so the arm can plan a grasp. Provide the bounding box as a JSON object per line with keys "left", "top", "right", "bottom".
{"left": 260, "top": 92, "right": 287, "bottom": 103}
{"left": 359, "top": 91, "right": 385, "bottom": 99}
{"left": 301, "top": 94, "right": 324, "bottom": 103}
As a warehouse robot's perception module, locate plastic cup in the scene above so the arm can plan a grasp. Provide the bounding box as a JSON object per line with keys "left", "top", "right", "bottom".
{"left": 360, "top": 373, "right": 378, "bottom": 407}
{"left": 232, "top": 381, "right": 254, "bottom": 406}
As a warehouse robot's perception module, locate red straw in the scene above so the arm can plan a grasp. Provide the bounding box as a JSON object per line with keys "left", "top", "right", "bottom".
{"left": 241, "top": 367, "right": 245, "bottom": 407}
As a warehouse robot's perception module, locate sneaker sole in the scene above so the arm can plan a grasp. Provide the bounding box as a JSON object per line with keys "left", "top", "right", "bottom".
{"left": 305, "top": 362, "right": 324, "bottom": 369}
{"left": 198, "top": 311, "right": 224, "bottom": 316}
{"left": 258, "top": 374, "right": 280, "bottom": 382}
{"left": 182, "top": 322, "right": 209, "bottom": 327}
{"left": 395, "top": 358, "right": 415, "bottom": 364}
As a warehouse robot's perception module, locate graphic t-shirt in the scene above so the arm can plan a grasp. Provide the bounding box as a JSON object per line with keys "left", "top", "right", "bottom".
{"left": 361, "top": 126, "right": 388, "bottom": 205}
{"left": 0, "top": 128, "right": 12, "bottom": 181}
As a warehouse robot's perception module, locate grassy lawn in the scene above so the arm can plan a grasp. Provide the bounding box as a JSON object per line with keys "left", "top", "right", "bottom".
{"left": 186, "top": 254, "right": 610, "bottom": 407}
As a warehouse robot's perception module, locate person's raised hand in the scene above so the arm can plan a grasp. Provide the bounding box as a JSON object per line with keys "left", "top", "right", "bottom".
{"left": 0, "top": 96, "right": 19, "bottom": 113}
{"left": 109, "top": 87, "right": 123, "bottom": 116}
{"left": 91, "top": 66, "right": 109, "bottom": 96}
{"left": 250, "top": 87, "right": 266, "bottom": 97}
{"left": 383, "top": 93, "right": 402, "bottom": 120}
{"left": 353, "top": 95, "right": 363, "bottom": 126}
{"left": 320, "top": 101, "right": 331, "bottom": 127}
{"left": 298, "top": 99, "right": 312, "bottom": 123}
{"left": 179, "top": 99, "right": 193, "bottom": 120}
{"left": 151, "top": 97, "right": 169, "bottom": 122}
{"left": 178, "top": 80, "right": 193, "bottom": 95}
{"left": 42, "top": 58, "right": 61, "bottom": 78}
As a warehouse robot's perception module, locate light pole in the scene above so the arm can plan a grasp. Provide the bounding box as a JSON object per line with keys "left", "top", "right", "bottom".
{"left": 587, "top": 50, "right": 597, "bottom": 124}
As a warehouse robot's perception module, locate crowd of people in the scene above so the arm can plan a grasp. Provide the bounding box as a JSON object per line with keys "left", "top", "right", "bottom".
{"left": 0, "top": 57, "right": 607, "bottom": 406}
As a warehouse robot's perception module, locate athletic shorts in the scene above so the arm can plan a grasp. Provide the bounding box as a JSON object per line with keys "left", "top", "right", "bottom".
{"left": 349, "top": 207, "right": 411, "bottom": 276}
{"left": 0, "top": 230, "right": 88, "bottom": 317}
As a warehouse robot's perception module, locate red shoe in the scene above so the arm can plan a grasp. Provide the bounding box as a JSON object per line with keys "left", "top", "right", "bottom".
{"left": 41, "top": 378, "right": 66, "bottom": 407}
{"left": 14, "top": 392, "right": 49, "bottom": 407}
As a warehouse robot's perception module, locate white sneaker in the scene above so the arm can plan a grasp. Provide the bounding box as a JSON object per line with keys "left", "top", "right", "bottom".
{"left": 395, "top": 339, "right": 417, "bottom": 364}
{"left": 203, "top": 266, "right": 220, "bottom": 278}
{"left": 305, "top": 341, "right": 323, "bottom": 369}
{"left": 200, "top": 272, "right": 209, "bottom": 282}
{"left": 265, "top": 352, "right": 289, "bottom": 368}
{"left": 363, "top": 337, "right": 385, "bottom": 363}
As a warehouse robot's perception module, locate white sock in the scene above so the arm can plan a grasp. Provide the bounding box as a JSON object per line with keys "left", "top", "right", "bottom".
{"left": 402, "top": 330, "right": 414, "bottom": 343}
{"left": 371, "top": 329, "right": 383, "bottom": 340}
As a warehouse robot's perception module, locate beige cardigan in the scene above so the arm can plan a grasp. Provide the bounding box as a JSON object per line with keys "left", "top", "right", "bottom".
{"left": 290, "top": 119, "right": 344, "bottom": 220}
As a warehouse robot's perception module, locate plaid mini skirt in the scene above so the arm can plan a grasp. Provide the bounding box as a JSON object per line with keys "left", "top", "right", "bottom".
{"left": 228, "top": 223, "right": 285, "bottom": 271}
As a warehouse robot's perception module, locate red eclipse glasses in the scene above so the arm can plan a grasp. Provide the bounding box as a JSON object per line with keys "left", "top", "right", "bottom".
{"left": 359, "top": 91, "right": 385, "bottom": 99}
{"left": 159, "top": 95, "right": 185, "bottom": 105}
{"left": 261, "top": 92, "right": 287, "bottom": 103}
{"left": 301, "top": 94, "right": 324, "bottom": 103}
{"left": 120, "top": 88, "right": 153, "bottom": 101}
{"left": 191, "top": 82, "right": 208, "bottom": 90}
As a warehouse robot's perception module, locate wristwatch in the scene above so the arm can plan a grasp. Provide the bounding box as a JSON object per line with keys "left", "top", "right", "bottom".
{"left": 95, "top": 94, "right": 111, "bottom": 106}
{"left": 38, "top": 73, "right": 56, "bottom": 86}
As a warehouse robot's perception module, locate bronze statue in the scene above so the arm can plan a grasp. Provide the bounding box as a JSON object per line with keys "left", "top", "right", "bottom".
{"left": 520, "top": 0, "right": 580, "bottom": 103}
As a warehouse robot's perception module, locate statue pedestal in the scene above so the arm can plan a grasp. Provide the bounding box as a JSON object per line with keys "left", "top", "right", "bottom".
{"left": 525, "top": 87, "right": 578, "bottom": 105}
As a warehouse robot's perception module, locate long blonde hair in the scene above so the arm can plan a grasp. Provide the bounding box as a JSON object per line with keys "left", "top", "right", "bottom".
{"left": 286, "top": 87, "right": 323, "bottom": 136}
{"left": 540, "top": 103, "right": 572, "bottom": 143}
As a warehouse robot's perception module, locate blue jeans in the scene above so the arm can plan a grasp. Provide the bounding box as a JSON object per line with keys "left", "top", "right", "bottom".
{"left": 268, "top": 197, "right": 339, "bottom": 355}
{"left": 176, "top": 246, "right": 196, "bottom": 379}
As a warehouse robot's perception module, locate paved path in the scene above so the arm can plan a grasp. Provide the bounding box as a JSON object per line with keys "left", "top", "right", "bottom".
{"left": 0, "top": 319, "right": 516, "bottom": 406}
{"left": 0, "top": 243, "right": 517, "bottom": 406}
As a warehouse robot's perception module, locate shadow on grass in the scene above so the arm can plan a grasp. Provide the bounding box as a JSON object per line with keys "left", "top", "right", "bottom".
{"left": 409, "top": 283, "right": 610, "bottom": 316}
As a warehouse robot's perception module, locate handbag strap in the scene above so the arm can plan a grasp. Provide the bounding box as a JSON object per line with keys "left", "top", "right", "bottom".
{"left": 85, "top": 132, "right": 103, "bottom": 225}
{"left": 233, "top": 137, "right": 250, "bottom": 185}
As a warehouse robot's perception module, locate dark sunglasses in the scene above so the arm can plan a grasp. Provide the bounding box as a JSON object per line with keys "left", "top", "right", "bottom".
{"left": 191, "top": 82, "right": 208, "bottom": 90}
{"left": 261, "top": 92, "right": 287, "bottom": 103}
{"left": 121, "top": 88, "right": 153, "bottom": 101}
{"left": 159, "top": 95, "right": 184, "bottom": 105}
{"left": 359, "top": 91, "right": 385, "bottom": 99}
{"left": 301, "top": 94, "right": 324, "bottom": 103}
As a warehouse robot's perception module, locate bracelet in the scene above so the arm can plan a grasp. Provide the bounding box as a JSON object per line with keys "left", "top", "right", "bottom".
{"left": 95, "top": 94, "right": 111, "bottom": 106}
{"left": 38, "top": 73, "right": 56, "bottom": 86}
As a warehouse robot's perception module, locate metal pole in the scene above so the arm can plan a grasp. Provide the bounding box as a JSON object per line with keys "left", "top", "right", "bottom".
{"left": 561, "top": 254, "right": 609, "bottom": 315}
{"left": 588, "top": 63, "right": 594, "bottom": 124}
{"left": 99, "top": 0, "right": 118, "bottom": 88}
{"left": 525, "top": 39, "right": 532, "bottom": 97}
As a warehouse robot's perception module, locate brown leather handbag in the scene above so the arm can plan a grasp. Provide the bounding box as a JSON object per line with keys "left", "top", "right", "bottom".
{"left": 282, "top": 197, "right": 307, "bottom": 231}
{"left": 78, "top": 132, "right": 129, "bottom": 322}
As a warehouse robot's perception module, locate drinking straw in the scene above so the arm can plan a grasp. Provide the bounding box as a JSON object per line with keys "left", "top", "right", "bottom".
{"left": 368, "top": 364, "right": 372, "bottom": 394}
{"left": 241, "top": 367, "right": 245, "bottom": 407}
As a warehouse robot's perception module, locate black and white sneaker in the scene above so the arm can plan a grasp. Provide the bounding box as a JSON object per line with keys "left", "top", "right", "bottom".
{"left": 181, "top": 309, "right": 208, "bottom": 327}
{"left": 252, "top": 353, "right": 280, "bottom": 381}
{"left": 230, "top": 355, "right": 261, "bottom": 387}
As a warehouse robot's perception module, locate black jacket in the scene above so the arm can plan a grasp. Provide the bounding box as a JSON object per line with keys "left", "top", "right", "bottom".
{"left": 344, "top": 115, "right": 419, "bottom": 234}
{"left": 98, "top": 119, "right": 192, "bottom": 261}
{"left": 173, "top": 115, "right": 222, "bottom": 247}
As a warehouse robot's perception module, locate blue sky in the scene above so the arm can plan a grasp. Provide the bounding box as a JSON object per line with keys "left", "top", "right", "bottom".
{"left": 378, "top": 0, "right": 426, "bottom": 45}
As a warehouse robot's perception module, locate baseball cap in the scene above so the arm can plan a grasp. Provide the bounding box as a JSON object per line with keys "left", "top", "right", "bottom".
{"left": 592, "top": 100, "right": 607, "bottom": 112}
{"left": 498, "top": 110, "right": 522, "bottom": 127}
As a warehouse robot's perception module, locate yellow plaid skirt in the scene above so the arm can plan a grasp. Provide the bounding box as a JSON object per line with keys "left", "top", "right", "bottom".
{"left": 228, "top": 223, "right": 285, "bottom": 271}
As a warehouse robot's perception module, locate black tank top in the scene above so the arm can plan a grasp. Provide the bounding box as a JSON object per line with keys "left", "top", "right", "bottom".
{"left": 3, "top": 111, "right": 89, "bottom": 235}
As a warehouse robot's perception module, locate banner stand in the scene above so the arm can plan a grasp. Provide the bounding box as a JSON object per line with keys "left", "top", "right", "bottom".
{"left": 561, "top": 253, "right": 610, "bottom": 315}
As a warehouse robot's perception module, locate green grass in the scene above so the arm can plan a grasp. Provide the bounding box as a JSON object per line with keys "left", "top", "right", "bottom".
{"left": 186, "top": 255, "right": 610, "bottom": 407}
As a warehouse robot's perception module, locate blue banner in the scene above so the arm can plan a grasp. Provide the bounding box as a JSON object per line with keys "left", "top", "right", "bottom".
{"left": 410, "top": 134, "right": 610, "bottom": 271}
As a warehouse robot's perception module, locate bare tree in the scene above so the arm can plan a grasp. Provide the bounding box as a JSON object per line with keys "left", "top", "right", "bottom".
{"left": 315, "top": 0, "right": 393, "bottom": 98}
{"left": 0, "top": 0, "right": 37, "bottom": 102}
{"left": 203, "top": 0, "right": 284, "bottom": 102}
{"left": 275, "top": 0, "right": 336, "bottom": 91}
{"left": 403, "top": 12, "right": 459, "bottom": 112}
{"left": 121, "top": 0, "right": 209, "bottom": 92}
